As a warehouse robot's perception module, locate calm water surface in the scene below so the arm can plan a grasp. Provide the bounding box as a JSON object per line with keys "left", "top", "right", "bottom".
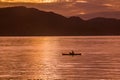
{"left": 0, "top": 36, "right": 120, "bottom": 80}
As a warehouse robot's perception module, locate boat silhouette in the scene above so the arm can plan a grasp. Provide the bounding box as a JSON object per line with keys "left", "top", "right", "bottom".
{"left": 62, "top": 51, "right": 81, "bottom": 56}
{"left": 62, "top": 53, "right": 81, "bottom": 56}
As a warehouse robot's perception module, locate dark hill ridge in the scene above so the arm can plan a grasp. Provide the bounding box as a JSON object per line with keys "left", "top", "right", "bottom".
{"left": 0, "top": 6, "right": 120, "bottom": 36}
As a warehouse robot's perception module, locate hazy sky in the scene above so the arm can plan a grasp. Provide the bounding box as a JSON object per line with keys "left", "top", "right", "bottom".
{"left": 0, "top": 0, "right": 120, "bottom": 17}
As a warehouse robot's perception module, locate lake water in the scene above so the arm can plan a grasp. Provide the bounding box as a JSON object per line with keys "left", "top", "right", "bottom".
{"left": 0, "top": 36, "right": 120, "bottom": 80}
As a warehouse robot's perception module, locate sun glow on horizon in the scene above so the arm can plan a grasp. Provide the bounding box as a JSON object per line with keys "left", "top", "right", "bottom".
{"left": 79, "top": 12, "right": 86, "bottom": 15}
{"left": 76, "top": 0, "right": 88, "bottom": 3}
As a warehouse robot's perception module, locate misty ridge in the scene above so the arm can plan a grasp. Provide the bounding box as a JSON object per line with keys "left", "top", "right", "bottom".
{"left": 0, "top": 6, "right": 120, "bottom": 36}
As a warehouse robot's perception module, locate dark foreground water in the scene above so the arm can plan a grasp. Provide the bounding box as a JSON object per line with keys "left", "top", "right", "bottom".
{"left": 0, "top": 36, "right": 120, "bottom": 80}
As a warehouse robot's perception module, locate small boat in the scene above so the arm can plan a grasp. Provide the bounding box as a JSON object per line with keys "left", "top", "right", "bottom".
{"left": 62, "top": 53, "right": 81, "bottom": 56}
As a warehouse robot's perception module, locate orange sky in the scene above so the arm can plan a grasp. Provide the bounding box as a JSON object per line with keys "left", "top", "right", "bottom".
{"left": 0, "top": 0, "right": 120, "bottom": 19}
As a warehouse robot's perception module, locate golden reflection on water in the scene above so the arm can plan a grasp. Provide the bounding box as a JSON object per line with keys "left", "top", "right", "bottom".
{"left": 0, "top": 37, "right": 120, "bottom": 80}
{"left": 26, "top": 37, "right": 61, "bottom": 79}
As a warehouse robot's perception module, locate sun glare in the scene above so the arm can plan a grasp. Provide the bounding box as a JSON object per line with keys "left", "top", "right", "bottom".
{"left": 79, "top": 12, "right": 86, "bottom": 15}
{"left": 76, "top": 0, "right": 88, "bottom": 3}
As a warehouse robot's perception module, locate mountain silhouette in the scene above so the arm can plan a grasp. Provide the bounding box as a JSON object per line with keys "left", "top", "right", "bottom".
{"left": 0, "top": 6, "right": 120, "bottom": 36}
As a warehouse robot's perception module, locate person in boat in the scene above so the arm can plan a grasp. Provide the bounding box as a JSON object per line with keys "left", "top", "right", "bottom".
{"left": 69, "top": 50, "right": 75, "bottom": 55}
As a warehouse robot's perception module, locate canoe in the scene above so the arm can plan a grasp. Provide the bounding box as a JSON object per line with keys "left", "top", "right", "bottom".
{"left": 62, "top": 53, "right": 81, "bottom": 56}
